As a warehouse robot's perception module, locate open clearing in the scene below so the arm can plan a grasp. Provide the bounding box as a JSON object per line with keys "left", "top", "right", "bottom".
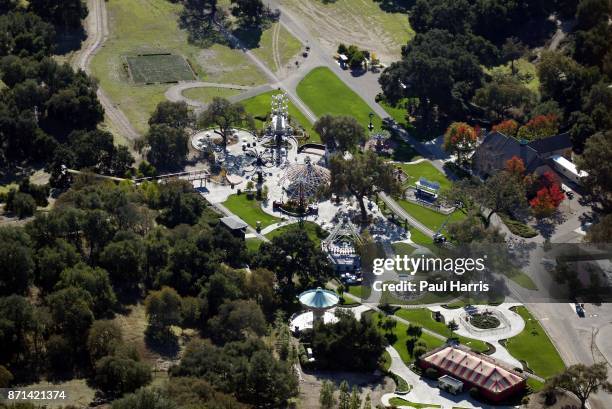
{"left": 126, "top": 53, "right": 195, "bottom": 84}
{"left": 297, "top": 67, "right": 381, "bottom": 131}
{"left": 241, "top": 90, "right": 321, "bottom": 143}
{"left": 90, "top": 0, "right": 267, "bottom": 134}
{"left": 278, "top": 0, "right": 413, "bottom": 63}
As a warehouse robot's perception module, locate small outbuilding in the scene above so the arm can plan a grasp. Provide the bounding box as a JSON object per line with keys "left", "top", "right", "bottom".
{"left": 219, "top": 216, "right": 248, "bottom": 240}
{"left": 438, "top": 375, "right": 464, "bottom": 395}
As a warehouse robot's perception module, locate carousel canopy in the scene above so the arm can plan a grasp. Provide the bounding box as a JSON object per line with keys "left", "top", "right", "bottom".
{"left": 298, "top": 287, "right": 339, "bottom": 309}
{"left": 279, "top": 157, "right": 330, "bottom": 202}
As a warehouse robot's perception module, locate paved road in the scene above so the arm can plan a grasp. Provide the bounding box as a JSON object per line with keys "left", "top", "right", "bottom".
{"left": 74, "top": 0, "right": 140, "bottom": 143}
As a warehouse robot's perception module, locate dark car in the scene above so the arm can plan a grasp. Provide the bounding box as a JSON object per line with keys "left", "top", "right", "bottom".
{"left": 575, "top": 303, "right": 585, "bottom": 318}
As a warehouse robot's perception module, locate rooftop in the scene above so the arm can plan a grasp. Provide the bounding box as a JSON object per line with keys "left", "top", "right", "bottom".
{"left": 298, "top": 287, "right": 340, "bottom": 309}
{"left": 220, "top": 216, "right": 249, "bottom": 231}
{"left": 421, "top": 345, "right": 526, "bottom": 394}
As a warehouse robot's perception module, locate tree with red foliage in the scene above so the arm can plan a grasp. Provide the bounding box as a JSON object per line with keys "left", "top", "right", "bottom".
{"left": 528, "top": 171, "right": 565, "bottom": 218}
{"left": 443, "top": 122, "right": 478, "bottom": 166}
{"left": 492, "top": 119, "right": 519, "bottom": 137}
{"left": 517, "top": 114, "right": 559, "bottom": 140}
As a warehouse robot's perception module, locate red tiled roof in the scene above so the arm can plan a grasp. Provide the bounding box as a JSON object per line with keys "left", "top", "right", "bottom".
{"left": 421, "top": 346, "right": 525, "bottom": 394}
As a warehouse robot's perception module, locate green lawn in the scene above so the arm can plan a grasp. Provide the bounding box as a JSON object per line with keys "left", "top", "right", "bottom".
{"left": 297, "top": 67, "right": 381, "bottom": 130}
{"left": 241, "top": 90, "right": 320, "bottom": 143}
{"left": 369, "top": 311, "right": 444, "bottom": 364}
{"left": 396, "top": 161, "right": 452, "bottom": 191}
{"left": 395, "top": 309, "right": 490, "bottom": 353}
{"left": 250, "top": 22, "right": 302, "bottom": 72}
{"left": 504, "top": 306, "right": 565, "bottom": 378}
{"left": 508, "top": 271, "right": 538, "bottom": 290}
{"left": 388, "top": 398, "right": 441, "bottom": 409}
{"left": 398, "top": 200, "right": 465, "bottom": 232}
{"left": 265, "top": 221, "right": 328, "bottom": 246}
{"left": 409, "top": 229, "right": 433, "bottom": 246}
{"left": 380, "top": 98, "right": 413, "bottom": 129}
{"left": 222, "top": 194, "right": 281, "bottom": 229}
{"left": 392, "top": 242, "right": 416, "bottom": 257}
{"left": 245, "top": 238, "right": 263, "bottom": 252}
{"left": 182, "top": 87, "right": 241, "bottom": 104}
{"left": 90, "top": 0, "right": 268, "bottom": 134}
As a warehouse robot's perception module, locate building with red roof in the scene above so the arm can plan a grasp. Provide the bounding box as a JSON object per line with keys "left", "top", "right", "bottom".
{"left": 418, "top": 345, "right": 527, "bottom": 403}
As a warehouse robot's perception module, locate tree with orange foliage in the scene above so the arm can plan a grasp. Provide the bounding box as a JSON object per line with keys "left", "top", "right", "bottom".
{"left": 443, "top": 122, "right": 478, "bottom": 166}
{"left": 505, "top": 156, "right": 526, "bottom": 180}
{"left": 492, "top": 119, "right": 519, "bottom": 137}
{"left": 517, "top": 114, "right": 559, "bottom": 140}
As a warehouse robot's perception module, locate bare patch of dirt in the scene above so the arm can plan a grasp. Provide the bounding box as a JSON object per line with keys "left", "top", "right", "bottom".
{"left": 298, "top": 369, "right": 393, "bottom": 408}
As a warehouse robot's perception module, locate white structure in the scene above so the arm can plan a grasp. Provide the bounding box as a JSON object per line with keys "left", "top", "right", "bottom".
{"left": 321, "top": 215, "right": 362, "bottom": 273}
{"left": 551, "top": 155, "right": 588, "bottom": 185}
{"left": 438, "top": 375, "right": 464, "bottom": 395}
{"left": 279, "top": 156, "right": 330, "bottom": 204}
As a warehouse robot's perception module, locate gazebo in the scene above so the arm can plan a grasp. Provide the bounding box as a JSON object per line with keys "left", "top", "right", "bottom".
{"left": 297, "top": 287, "right": 339, "bottom": 326}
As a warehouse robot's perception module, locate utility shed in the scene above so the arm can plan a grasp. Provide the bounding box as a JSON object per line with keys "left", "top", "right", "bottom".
{"left": 219, "top": 216, "right": 248, "bottom": 240}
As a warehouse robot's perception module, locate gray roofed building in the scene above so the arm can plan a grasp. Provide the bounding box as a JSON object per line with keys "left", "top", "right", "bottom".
{"left": 219, "top": 216, "right": 248, "bottom": 239}
{"left": 472, "top": 131, "right": 573, "bottom": 178}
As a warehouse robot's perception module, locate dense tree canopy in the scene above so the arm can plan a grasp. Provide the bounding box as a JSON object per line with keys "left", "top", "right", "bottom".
{"left": 379, "top": 29, "right": 484, "bottom": 117}
{"left": 314, "top": 115, "right": 366, "bottom": 152}
{"left": 329, "top": 150, "right": 400, "bottom": 222}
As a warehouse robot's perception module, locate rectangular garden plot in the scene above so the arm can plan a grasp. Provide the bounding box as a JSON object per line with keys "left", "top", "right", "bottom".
{"left": 126, "top": 53, "right": 195, "bottom": 84}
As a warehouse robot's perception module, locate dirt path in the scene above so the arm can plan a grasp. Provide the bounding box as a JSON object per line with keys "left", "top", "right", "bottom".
{"left": 73, "top": 0, "right": 140, "bottom": 143}
{"left": 272, "top": 22, "right": 283, "bottom": 74}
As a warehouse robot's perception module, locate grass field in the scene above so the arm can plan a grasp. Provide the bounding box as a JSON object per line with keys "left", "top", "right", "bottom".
{"left": 241, "top": 90, "right": 320, "bottom": 143}
{"left": 395, "top": 308, "right": 490, "bottom": 353}
{"left": 182, "top": 87, "right": 241, "bottom": 104}
{"left": 485, "top": 58, "right": 540, "bottom": 93}
{"left": 250, "top": 22, "right": 302, "bottom": 72}
{"left": 398, "top": 200, "right": 465, "bottom": 232}
{"left": 409, "top": 228, "right": 433, "bottom": 245}
{"left": 90, "top": 0, "right": 268, "bottom": 134}
{"left": 392, "top": 242, "right": 416, "bottom": 257}
{"left": 265, "top": 221, "right": 328, "bottom": 246}
{"left": 397, "top": 161, "right": 452, "bottom": 191}
{"left": 222, "top": 194, "right": 280, "bottom": 229}
{"left": 388, "top": 398, "right": 441, "bottom": 409}
{"left": 246, "top": 238, "right": 263, "bottom": 252}
{"left": 369, "top": 311, "right": 444, "bottom": 364}
{"left": 126, "top": 53, "right": 195, "bottom": 83}
{"left": 297, "top": 67, "right": 381, "bottom": 131}
{"left": 504, "top": 306, "right": 565, "bottom": 379}
{"left": 278, "top": 0, "right": 413, "bottom": 63}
